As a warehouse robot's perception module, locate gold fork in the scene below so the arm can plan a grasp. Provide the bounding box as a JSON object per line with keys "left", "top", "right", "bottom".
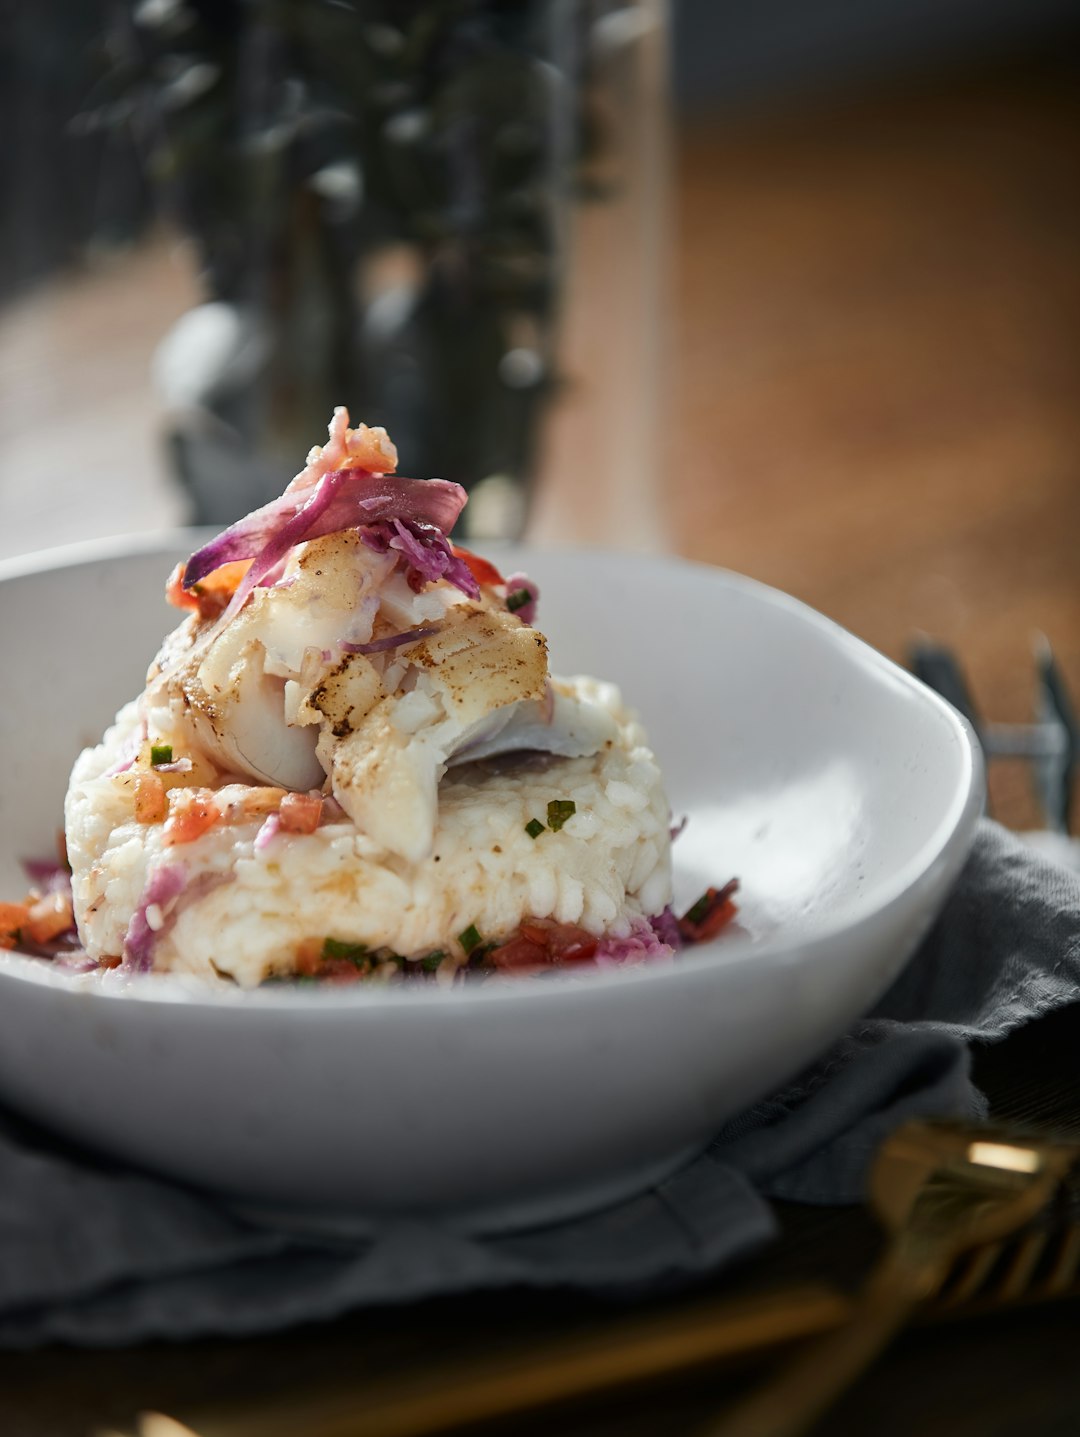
{"left": 700, "top": 1122, "right": 1080, "bottom": 1437}
{"left": 930, "top": 1216, "right": 1080, "bottom": 1316}
{"left": 100, "top": 1123, "right": 1080, "bottom": 1437}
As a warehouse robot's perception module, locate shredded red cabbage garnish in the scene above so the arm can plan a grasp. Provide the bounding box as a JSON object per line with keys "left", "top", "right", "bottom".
{"left": 22, "top": 858, "right": 72, "bottom": 896}
{"left": 254, "top": 814, "right": 282, "bottom": 852}
{"left": 341, "top": 625, "right": 441, "bottom": 656}
{"left": 503, "top": 572, "right": 539, "bottom": 625}
{"left": 359, "top": 519, "right": 479, "bottom": 599}
{"left": 183, "top": 468, "right": 469, "bottom": 624}
{"left": 594, "top": 917, "right": 678, "bottom": 967}
{"left": 122, "top": 864, "right": 187, "bottom": 972}
{"left": 154, "top": 757, "right": 194, "bottom": 775}
{"left": 103, "top": 732, "right": 142, "bottom": 778}
{"left": 648, "top": 906, "right": 682, "bottom": 950}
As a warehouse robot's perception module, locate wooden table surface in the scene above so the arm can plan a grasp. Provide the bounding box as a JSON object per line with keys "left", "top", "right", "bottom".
{"left": 4, "top": 53, "right": 1080, "bottom": 1437}
{"left": 670, "top": 58, "right": 1080, "bottom": 833}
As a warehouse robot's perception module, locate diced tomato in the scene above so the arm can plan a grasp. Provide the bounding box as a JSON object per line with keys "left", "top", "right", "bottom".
{"left": 489, "top": 935, "right": 548, "bottom": 973}
{"left": 163, "top": 788, "right": 220, "bottom": 846}
{"left": 491, "top": 919, "right": 599, "bottom": 971}
{"left": 318, "top": 961, "right": 368, "bottom": 984}
{"left": 133, "top": 771, "right": 168, "bottom": 825}
{"left": 0, "top": 901, "right": 30, "bottom": 950}
{"left": 24, "top": 892, "right": 75, "bottom": 945}
{"left": 279, "top": 792, "right": 323, "bottom": 834}
{"left": 451, "top": 544, "right": 505, "bottom": 589}
{"left": 547, "top": 927, "right": 599, "bottom": 964}
{"left": 518, "top": 918, "right": 596, "bottom": 961}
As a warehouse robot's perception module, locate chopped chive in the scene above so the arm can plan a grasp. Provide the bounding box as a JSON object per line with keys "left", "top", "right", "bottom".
{"left": 546, "top": 799, "right": 576, "bottom": 831}
{"left": 683, "top": 890, "right": 714, "bottom": 925}
{"left": 525, "top": 817, "right": 545, "bottom": 839}
{"left": 322, "top": 936, "right": 369, "bottom": 965}
{"left": 506, "top": 588, "right": 531, "bottom": 613}
{"left": 458, "top": 923, "right": 482, "bottom": 955}
{"left": 150, "top": 743, "right": 174, "bottom": 766}
{"left": 421, "top": 950, "right": 446, "bottom": 972}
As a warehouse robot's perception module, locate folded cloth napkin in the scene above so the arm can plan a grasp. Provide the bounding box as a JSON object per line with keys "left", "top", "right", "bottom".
{"left": 3, "top": 819, "right": 1079, "bottom": 1349}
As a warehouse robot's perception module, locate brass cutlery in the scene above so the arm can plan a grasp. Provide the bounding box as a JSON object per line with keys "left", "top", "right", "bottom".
{"left": 98, "top": 1122, "right": 1080, "bottom": 1437}
{"left": 701, "top": 1121, "right": 1080, "bottom": 1437}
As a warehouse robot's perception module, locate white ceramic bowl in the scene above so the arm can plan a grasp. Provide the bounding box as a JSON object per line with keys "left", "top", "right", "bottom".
{"left": 0, "top": 536, "right": 983, "bottom": 1231}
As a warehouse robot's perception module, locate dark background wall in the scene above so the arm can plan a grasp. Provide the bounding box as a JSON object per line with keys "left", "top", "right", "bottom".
{"left": 672, "top": 0, "right": 1080, "bottom": 113}
{"left": 4, "top": 0, "right": 1080, "bottom": 303}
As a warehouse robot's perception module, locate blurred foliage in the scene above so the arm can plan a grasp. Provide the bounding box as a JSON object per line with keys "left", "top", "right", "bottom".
{"left": 80, "top": 0, "right": 603, "bottom": 527}
{"left": 0, "top": 1, "right": 148, "bottom": 303}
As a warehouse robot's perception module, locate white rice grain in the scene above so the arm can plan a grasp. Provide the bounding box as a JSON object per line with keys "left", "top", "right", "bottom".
{"left": 65, "top": 678, "right": 673, "bottom": 987}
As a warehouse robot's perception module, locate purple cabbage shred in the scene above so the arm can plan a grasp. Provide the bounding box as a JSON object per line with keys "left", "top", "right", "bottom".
{"left": 648, "top": 907, "right": 683, "bottom": 950}
{"left": 254, "top": 814, "right": 281, "bottom": 852}
{"left": 122, "top": 864, "right": 187, "bottom": 972}
{"left": 359, "top": 519, "right": 479, "bottom": 599}
{"left": 341, "top": 625, "right": 441, "bottom": 656}
{"left": 595, "top": 916, "right": 678, "bottom": 966}
{"left": 504, "top": 572, "right": 539, "bottom": 625}
{"left": 22, "top": 858, "right": 72, "bottom": 897}
{"left": 182, "top": 468, "right": 468, "bottom": 623}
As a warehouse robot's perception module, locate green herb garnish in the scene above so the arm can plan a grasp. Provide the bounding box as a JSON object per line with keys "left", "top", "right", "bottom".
{"left": 506, "top": 588, "right": 532, "bottom": 613}
{"left": 546, "top": 799, "right": 576, "bottom": 832}
{"left": 458, "top": 923, "right": 482, "bottom": 955}
{"left": 322, "top": 937, "right": 369, "bottom": 966}
{"left": 524, "top": 817, "right": 545, "bottom": 839}
{"left": 683, "top": 890, "right": 715, "bottom": 926}
{"left": 421, "top": 950, "right": 446, "bottom": 972}
{"left": 150, "top": 743, "right": 174, "bottom": 766}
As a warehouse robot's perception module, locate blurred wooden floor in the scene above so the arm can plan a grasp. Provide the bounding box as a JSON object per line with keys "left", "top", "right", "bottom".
{"left": 671, "top": 61, "right": 1080, "bottom": 831}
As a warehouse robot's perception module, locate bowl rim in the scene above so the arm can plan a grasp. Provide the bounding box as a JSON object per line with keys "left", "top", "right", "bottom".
{"left": 0, "top": 530, "right": 985, "bottom": 1015}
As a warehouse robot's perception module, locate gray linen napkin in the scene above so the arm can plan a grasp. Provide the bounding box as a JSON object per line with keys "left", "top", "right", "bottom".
{"left": 2, "top": 819, "right": 1078, "bottom": 1349}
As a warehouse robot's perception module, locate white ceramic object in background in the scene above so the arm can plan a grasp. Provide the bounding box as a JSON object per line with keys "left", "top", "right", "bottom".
{"left": 0, "top": 537, "right": 983, "bottom": 1231}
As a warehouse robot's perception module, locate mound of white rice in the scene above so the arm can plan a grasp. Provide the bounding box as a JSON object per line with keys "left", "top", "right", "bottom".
{"left": 65, "top": 677, "right": 673, "bottom": 987}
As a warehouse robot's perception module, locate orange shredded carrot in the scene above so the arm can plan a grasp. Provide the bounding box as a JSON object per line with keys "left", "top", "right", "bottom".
{"left": 165, "top": 559, "right": 252, "bottom": 620}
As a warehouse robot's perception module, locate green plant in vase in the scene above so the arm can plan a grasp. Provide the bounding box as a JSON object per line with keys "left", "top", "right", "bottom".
{"left": 89, "top": 0, "right": 596, "bottom": 533}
